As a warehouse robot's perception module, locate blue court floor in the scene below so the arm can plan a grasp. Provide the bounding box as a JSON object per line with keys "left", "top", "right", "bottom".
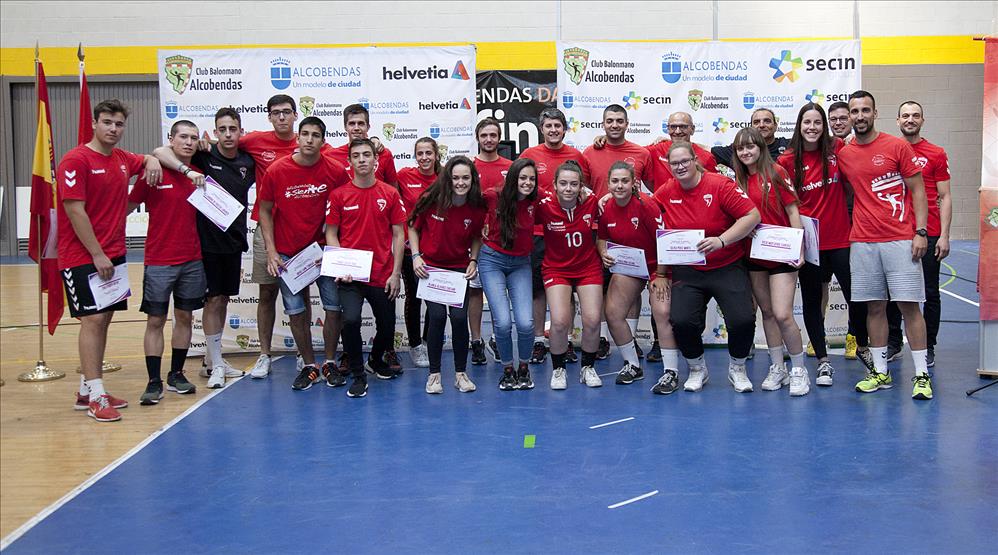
{"left": 3, "top": 242, "right": 995, "bottom": 554}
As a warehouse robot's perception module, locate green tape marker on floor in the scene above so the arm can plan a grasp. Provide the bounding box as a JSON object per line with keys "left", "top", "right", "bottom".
{"left": 523, "top": 434, "right": 536, "bottom": 448}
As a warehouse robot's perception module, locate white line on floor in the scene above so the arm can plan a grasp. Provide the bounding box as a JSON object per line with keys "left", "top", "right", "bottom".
{"left": 598, "top": 371, "right": 617, "bottom": 377}
{"left": 589, "top": 416, "right": 635, "bottom": 429}
{"left": 0, "top": 364, "right": 260, "bottom": 550}
{"left": 941, "top": 288, "right": 980, "bottom": 307}
{"left": 608, "top": 490, "right": 659, "bottom": 509}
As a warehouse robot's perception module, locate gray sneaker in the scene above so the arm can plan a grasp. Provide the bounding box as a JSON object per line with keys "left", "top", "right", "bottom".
{"left": 815, "top": 361, "right": 834, "bottom": 386}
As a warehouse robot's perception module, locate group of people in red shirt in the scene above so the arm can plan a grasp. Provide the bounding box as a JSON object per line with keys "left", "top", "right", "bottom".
{"left": 57, "top": 88, "right": 950, "bottom": 422}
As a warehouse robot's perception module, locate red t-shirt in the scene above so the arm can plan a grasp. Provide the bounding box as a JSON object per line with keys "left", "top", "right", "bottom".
{"left": 653, "top": 172, "right": 757, "bottom": 271}
{"left": 597, "top": 192, "right": 663, "bottom": 274}
{"left": 395, "top": 167, "right": 437, "bottom": 212}
{"left": 482, "top": 188, "right": 536, "bottom": 256}
{"left": 777, "top": 145, "right": 851, "bottom": 250}
{"left": 519, "top": 143, "right": 591, "bottom": 195}
{"left": 536, "top": 194, "right": 602, "bottom": 277}
{"left": 412, "top": 202, "right": 486, "bottom": 269}
{"left": 582, "top": 141, "right": 655, "bottom": 198}
{"left": 740, "top": 166, "right": 797, "bottom": 227}
{"left": 473, "top": 156, "right": 513, "bottom": 191}
{"left": 646, "top": 141, "right": 718, "bottom": 191}
{"left": 240, "top": 131, "right": 297, "bottom": 222}
{"left": 56, "top": 145, "right": 145, "bottom": 269}
{"left": 327, "top": 180, "right": 407, "bottom": 288}
{"left": 128, "top": 167, "right": 201, "bottom": 266}
{"left": 910, "top": 138, "right": 950, "bottom": 236}
{"left": 258, "top": 155, "right": 348, "bottom": 256}
{"left": 324, "top": 143, "right": 399, "bottom": 186}
{"left": 837, "top": 132, "right": 922, "bottom": 243}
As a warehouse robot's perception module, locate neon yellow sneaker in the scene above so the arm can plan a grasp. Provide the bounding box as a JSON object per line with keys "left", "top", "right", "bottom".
{"left": 912, "top": 373, "right": 933, "bottom": 400}
{"left": 855, "top": 371, "right": 893, "bottom": 393}
{"left": 844, "top": 334, "right": 858, "bottom": 360}
{"left": 806, "top": 342, "right": 816, "bottom": 357}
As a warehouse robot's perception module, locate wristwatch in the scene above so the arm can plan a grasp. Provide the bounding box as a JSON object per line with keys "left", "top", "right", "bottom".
{"left": 915, "top": 228, "right": 928, "bottom": 237}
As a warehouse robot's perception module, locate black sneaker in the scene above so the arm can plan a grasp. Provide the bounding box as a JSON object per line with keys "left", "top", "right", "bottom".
{"left": 857, "top": 348, "right": 875, "bottom": 372}
{"left": 488, "top": 336, "right": 500, "bottom": 360}
{"left": 528, "top": 341, "right": 548, "bottom": 364}
{"left": 347, "top": 375, "right": 368, "bottom": 398}
{"left": 471, "top": 339, "right": 487, "bottom": 365}
{"left": 384, "top": 349, "right": 404, "bottom": 374}
{"left": 646, "top": 343, "right": 662, "bottom": 363}
{"left": 651, "top": 369, "right": 679, "bottom": 395}
{"left": 596, "top": 337, "right": 611, "bottom": 360}
{"left": 516, "top": 362, "right": 534, "bottom": 390}
{"left": 636, "top": 342, "right": 644, "bottom": 359}
{"left": 292, "top": 365, "right": 320, "bottom": 391}
{"left": 565, "top": 341, "right": 578, "bottom": 363}
{"left": 140, "top": 380, "right": 164, "bottom": 405}
{"left": 927, "top": 347, "right": 935, "bottom": 368}
{"left": 615, "top": 363, "right": 644, "bottom": 385}
{"left": 498, "top": 366, "right": 517, "bottom": 391}
{"left": 322, "top": 361, "right": 347, "bottom": 388}
{"left": 885, "top": 344, "right": 903, "bottom": 363}
{"left": 366, "top": 357, "right": 399, "bottom": 380}
{"left": 166, "top": 371, "right": 196, "bottom": 394}
{"left": 338, "top": 352, "right": 350, "bottom": 370}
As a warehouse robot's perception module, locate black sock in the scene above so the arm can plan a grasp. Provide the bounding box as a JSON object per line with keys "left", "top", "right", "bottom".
{"left": 170, "top": 348, "right": 188, "bottom": 376}
{"left": 145, "top": 356, "right": 162, "bottom": 382}
{"left": 582, "top": 350, "right": 597, "bottom": 367}
{"left": 551, "top": 351, "right": 567, "bottom": 370}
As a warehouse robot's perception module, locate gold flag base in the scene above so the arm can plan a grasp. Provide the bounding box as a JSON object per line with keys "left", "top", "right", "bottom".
{"left": 18, "top": 360, "right": 66, "bottom": 382}
{"left": 75, "top": 360, "right": 122, "bottom": 374}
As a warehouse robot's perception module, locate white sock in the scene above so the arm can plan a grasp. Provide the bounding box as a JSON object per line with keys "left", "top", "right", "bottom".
{"left": 206, "top": 333, "right": 223, "bottom": 368}
{"left": 911, "top": 348, "right": 929, "bottom": 376}
{"left": 534, "top": 335, "right": 546, "bottom": 345}
{"left": 870, "top": 346, "right": 888, "bottom": 373}
{"left": 600, "top": 321, "right": 609, "bottom": 338}
{"left": 618, "top": 340, "right": 640, "bottom": 367}
{"left": 86, "top": 378, "right": 106, "bottom": 401}
{"left": 789, "top": 351, "right": 805, "bottom": 370}
{"left": 686, "top": 355, "right": 706, "bottom": 369}
{"left": 729, "top": 356, "right": 747, "bottom": 370}
{"left": 662, "top": 348, "right": 680, "bottom": 371}
{"left": 78, "top": 375, "right": 89, "bottom": 396}
{"left": 626, "top": 318, "right": 638, "bottom": 339}
{"left": 768, "top": 347, "right": 784, "bottom": 367}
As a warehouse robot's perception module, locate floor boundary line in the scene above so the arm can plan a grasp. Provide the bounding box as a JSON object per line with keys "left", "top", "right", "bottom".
{"left": 940, "top": 288, "right": 980, "bottom": 308}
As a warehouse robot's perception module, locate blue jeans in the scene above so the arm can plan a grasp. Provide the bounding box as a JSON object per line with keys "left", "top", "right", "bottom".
{"left": 478, "top": 244, "right": 534, "bottom": 365}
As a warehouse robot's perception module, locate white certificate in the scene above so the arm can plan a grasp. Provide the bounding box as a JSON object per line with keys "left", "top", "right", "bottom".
{"left": 656, "top": 229, "right": 706, "bottom": 265}
{"left": 88, "top": 263, "right": 130, "bottom": 310}
{"left": 800, "top": 216, "right": 820, "bottom": 266}
{"left": 321, "top": 246, "right": 373, "bottom": 283}
{"left": 186, "top": 176, "right": 244, "bottom": 231}
{"left": 280, "top": 242, "right": 323, "bottom": 295}
{"left": 606, "top": 242, "right": 649, "bottom": 279}
{"left": 750, "top": 224, "right": 804, "bottom": 264}
{"left": 416, "top": 266, "right": 468, "bottom": 308}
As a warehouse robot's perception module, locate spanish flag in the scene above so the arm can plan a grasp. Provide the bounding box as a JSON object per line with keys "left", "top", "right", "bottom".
{"left": 27, "top": 61, "right": 64, "bottom": 334}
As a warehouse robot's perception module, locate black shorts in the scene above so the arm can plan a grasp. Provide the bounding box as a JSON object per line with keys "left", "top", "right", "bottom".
{"left": 140, "top": 260, "right": 207, "bottom": 316}
{"left": 61, "top": 255, "right": 129, "bottom": 318}
{"left": 531, "top": 236, "right": 545, "bottom": 294}
{"left": 746, "top": 260, "right": 798, "bottom": 275}
{"left": 203, "top": 251, "right": 243, "bottom": 297}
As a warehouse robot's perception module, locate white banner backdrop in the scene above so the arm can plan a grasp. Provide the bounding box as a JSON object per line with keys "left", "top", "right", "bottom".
{"left": 154, "top": 46, "right": 478, "bottom": 355}
{"left": 557, "top": 40, "right": 860, "bottom": 347}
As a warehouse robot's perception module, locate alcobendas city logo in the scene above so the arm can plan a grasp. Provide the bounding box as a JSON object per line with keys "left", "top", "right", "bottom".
{"left": 164, "top": 55, "right": 193, "bottom": 94}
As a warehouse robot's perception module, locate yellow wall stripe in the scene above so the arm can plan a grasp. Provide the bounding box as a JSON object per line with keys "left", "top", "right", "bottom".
{"left": 0, "top": 36, "right": 984, "bottom": 77}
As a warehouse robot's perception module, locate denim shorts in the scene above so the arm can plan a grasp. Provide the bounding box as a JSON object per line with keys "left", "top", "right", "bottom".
{"left": 277, "top": 254, "right": 341, "bottom": 315}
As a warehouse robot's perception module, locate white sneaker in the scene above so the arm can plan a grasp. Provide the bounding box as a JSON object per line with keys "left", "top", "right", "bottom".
{"left": 425, "top": 373, "right": 443, "bottom": 394}
{"left": 207, "top": 366, "right": 226, "bottom": 389}
{"left": 728, "top": 364, "right": 753, "bottom": 392}
{"left": 815, "top": 361, "right": 834, "bottom": 387}
{"left": 761, "top": 363, "right": 789, "bottom": 391}
{"left": 550, "top": 367, "right": 567, "bottom": 390}
{"left": 200, "top": 358, "right": 244, "bottom": 378}
{"left": 789, "top": 366, "right": 810, "bottom": 396}
{"left": 684, "top": 365, "right": 709, "bottom": 392}
{"left": 250, "top": 354, "right": 271, "bottom": 379}
{"left": 412, "top": 343, "right": 430, "bottom": 368}
{"left": 454, "top": 372, "right": 476, "bottom": 392}
{"left": 580, "top": 365, "right": 602, "bottom": 387}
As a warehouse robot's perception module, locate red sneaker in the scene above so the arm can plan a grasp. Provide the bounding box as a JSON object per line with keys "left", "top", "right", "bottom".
{"left": 75, "top": 392, "right": 128, "bottom": 411}
{"left": 87, "top": 394, "right": 122, "bottom": 422}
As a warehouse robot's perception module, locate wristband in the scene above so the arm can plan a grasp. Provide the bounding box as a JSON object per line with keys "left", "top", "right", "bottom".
{"left": 412, "top": 252, "right": 423, "bottom": 259}
{"left": 718, "top": 237, "right": 726, "bottom": 248}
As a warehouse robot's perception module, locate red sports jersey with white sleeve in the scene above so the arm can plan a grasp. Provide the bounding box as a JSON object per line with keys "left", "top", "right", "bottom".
{"left": 910, "top": 138, "right": 950, "bottom": 236}
{"left": 258, "top": 155, "right": 347, "bottom": 255}
{"left": 327, "top": 180, "right": 407, "bottom": 288}
{"left": 56, "top": 145, "right": 145, "bottom": 269}
{"left": 583, "top": 141, "right": 654, "bottom": 198}
{"left": 597, "top": 192, "right": 663, "bottom": 275}
{"left": 777, "top": 144, "right": 851, "bottom": 250}
{"left": 653, "top": 172, "right": 756, "bottom": 271}
{"left": 128, "top": 167, "right": 201, "bottom": 265}
{"left": 646, "top": 141, "right": 718, "bottom": 191}
{"left": 412, "top": 202, "right": 486, "bottom": 269}
{"left": 473, "top": 157, "right": 513, "bottom": 191}
{"left": 837, "top": 133, "right": 922, "bottom": 243}
{"left": 536, "top": 194, "right": 602, "bottom": 278}
{"left": 482, "top": 188, "right": 535, "bottom": 257}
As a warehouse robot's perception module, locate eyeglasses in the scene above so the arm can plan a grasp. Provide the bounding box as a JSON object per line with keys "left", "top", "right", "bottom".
{"left": 669, "top": 158, "right": 694, "bottom": 168}
{"left": 269, "top": 109, "right": 294, "bottom": 118}
{"left": 828, "top": 116, "right": 850, "bottom": 123}
{"left": 667, "top": 124, "right": 692, "bottom": 131}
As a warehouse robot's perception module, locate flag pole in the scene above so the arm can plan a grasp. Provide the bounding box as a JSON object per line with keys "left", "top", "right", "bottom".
{"left": 19, "top": 42, "right": 65, "bottom": 384}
